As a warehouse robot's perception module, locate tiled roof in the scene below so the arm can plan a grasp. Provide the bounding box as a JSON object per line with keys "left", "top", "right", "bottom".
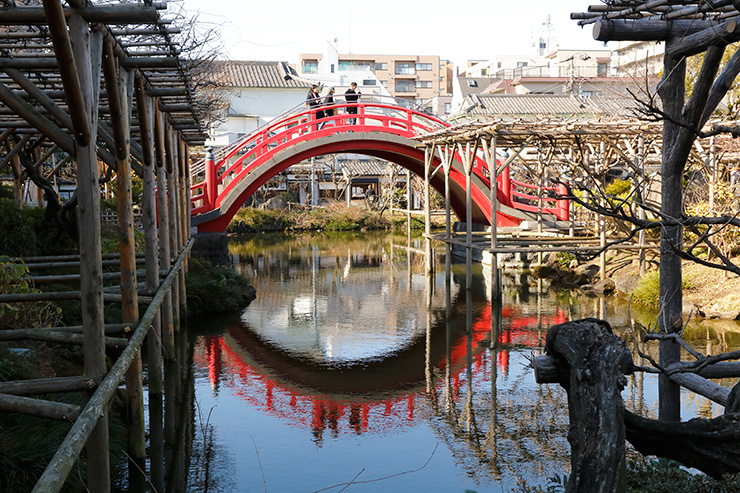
{"left": 459, "top": 94, "right": 640, "bottom": 120}
{"left": 212, "top": 60, "right": 310, "bottom": 89}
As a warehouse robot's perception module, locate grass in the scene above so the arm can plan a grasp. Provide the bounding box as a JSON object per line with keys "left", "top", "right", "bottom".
{"left": 228, "top": 204, "right": 438, "bottom": 234}
{"left": 630, "top": 270, "right": 695, "bottom": 309}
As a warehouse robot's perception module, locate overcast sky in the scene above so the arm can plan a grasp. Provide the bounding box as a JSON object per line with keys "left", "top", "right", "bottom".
{"left": 177, "top": 0, "right": 607, "bottom": 65}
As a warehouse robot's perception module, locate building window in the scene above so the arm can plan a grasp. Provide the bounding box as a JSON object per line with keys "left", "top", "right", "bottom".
{"left": 481, "top": 68, "right": 487, "bottom": 76}
{"left": 497, "top": 62, "right": 502, "bottom": 68}
{"left": 516, "top": 61, "right": 528, "bottom": 68}
{"left": 597, "top": 62, "right": 609, "bottom": 77}
{"left": 416, "top": 63, "right": 432, "bottom": 71}
{"left": 381, "top": 80, "right": 388, "bottom": 87}
{"left": 331, "top": 64, "right": 335, "bottom": 74}
{"left": 444, "top": 102, "right": 451, "bottom": 114}
{"left": 395, "top": 62, "right": 415, "bottom": 75}
{"left": 416, "top": 80, "right": 432, "bottom": 88}
{"left": 540, "top": 41, "right": 546, "bottom": 50}
{"left": 302, "top": 61, "right": 318, "bottom": 74}
{"left": 467, "top": 79, "right": 477, "bottom": 87}
{"left": 375, "top": 62, "right": 387, "bottom": 71}
{"left": 339, "top": 60, "right": 372, "bottom": 72}
{"left": 363, "top": 79, "right": 376, "bottom": 86}
{"left": 395, "top": 80, "right": 415, "bottom": 93}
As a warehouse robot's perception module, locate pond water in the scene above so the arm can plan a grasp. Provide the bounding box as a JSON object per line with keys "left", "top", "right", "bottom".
{"left": 182, "top": 231, "right": 740, "bottom": 492}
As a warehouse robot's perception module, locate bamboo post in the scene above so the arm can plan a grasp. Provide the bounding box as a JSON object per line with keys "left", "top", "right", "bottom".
{"left": 32, "top": 240, "right": 192, "bottom": 493}
{"left": 457, "top": 142, "right": 476, "bottom": 290}
{"left": 423, "top": 145, "right": 434, "bottom": 275}
{"left": 406, "top": 167, "right": 411, "bottom": 239}
{"left": 443, "top": 145, "right": 452, "bottom": 282}
{"left": 67, "top": 14, "right": 110, "bottom": 492}
{"left": 155, "top": 105, "right": 174, "bottom": 358}
{"left": 177, "top": 136, "right": 188, "bottom": 315}
{"left": 484, "top": 137, "right": 500, "bottom": 300}
{"left": 165, "top": 125, "right": 180, "bottom": 331}
{"left": 104, "top": 50, "right": 146, "bottom": 488}
{"left": 136, "top": 79, "right": 164, "bottom": 492}
{"left": 638, "top": 135, "right": 647, "bottom": 277}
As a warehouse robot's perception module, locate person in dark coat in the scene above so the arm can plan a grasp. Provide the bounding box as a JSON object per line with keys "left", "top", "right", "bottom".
{"left": 323, "top": 87, "right": 336, "bottom": 122}
{"left": 345, "top": 82, "right": 360, "bottom": 125}
{"left": 306, "top": 84, "right": 324, "bottom": 130}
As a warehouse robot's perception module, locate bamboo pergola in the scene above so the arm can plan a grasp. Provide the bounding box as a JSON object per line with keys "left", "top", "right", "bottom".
{"left": 0, "top": 1, "right": 210, "bottom": 492}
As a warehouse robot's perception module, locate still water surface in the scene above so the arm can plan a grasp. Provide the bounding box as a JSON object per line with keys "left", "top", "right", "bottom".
{"left": 185, "top": 232, "right": 738, "bottom": 492}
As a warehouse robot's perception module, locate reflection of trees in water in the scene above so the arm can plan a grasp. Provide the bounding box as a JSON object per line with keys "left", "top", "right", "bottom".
{"left": 426, "top": 347, "right": 571, "bottom": 487}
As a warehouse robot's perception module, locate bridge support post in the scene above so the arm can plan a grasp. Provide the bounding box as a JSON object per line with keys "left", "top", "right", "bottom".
{"left": 204, "top": 146, "right": 216, "bottom": 210}
{"left": 557, "top": 184, "right": 569, "bottom": 221}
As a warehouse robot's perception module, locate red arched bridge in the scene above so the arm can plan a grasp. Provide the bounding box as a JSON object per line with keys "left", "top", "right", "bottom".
{"left": 189, "top": 96, "right": 569, "bottom": 233}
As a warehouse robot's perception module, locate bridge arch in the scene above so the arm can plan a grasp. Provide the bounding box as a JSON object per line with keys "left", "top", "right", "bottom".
{"left": 190, "top": 97, "right": 568, "bottom": 232}
{"left": 193, "top": 132, "right": 495, "bottom": 232}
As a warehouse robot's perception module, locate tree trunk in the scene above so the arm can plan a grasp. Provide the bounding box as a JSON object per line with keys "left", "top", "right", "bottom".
{"left": 544, "top": 318, "right": 629, "bottom": 492}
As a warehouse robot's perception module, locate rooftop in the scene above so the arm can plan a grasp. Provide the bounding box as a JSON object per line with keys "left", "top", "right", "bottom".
{"left": 213, "top": 60, "right": 310, "bottom": 89}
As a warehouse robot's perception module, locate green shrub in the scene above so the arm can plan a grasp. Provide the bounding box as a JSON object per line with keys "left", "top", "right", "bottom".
{"left": 0, "top": 199, "right": 39, "bottom": 257}
{"left": 631, "top": 270, "right": 694, "bottom": 309}
{"left": 185, "top": 258, "right": 255, "bottom": 318}
{"left": 626, "top": 456, "right": 740, "bottom": 492}
{"left": 0, "top": 257, "right": 62, "bottom": 330}
{"left": 228, "top": 208, "right": 292, "bottom": 233}
{"left": 605, "top": 178, "right": 632, "bottom": 197}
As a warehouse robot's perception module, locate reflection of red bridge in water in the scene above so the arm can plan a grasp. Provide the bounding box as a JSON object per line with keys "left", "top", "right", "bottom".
{"left": 195, "top": 305, "right": 566, "bottom": 437}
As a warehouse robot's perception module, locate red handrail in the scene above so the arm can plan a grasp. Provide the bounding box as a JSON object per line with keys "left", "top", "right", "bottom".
{"left": 189, "top": 96, "right": 570, "bottom": 224}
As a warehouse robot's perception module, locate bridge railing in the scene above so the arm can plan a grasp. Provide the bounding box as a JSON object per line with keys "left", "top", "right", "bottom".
{"left": 190, "top": 95, "right": 570, "bottom": 224}
{"left": 190, "top": 95, "right": 448, "bottom": 215}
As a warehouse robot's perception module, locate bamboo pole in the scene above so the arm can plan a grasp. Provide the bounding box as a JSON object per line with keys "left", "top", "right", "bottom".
{"left": 67, "top": 14, "right": 110, "bottom": 491}
{"left": 165, "top": 125, "right": 181, "bottom": 332}
{"left": 0, "top": 329, "right": 128, "bottom": 349}
{"left": 638, "top": 135, "right": 647, "bottom": 276}
{"left": 32, "top": 239, "right": 193, "bottom": 493}
{"left": 0, "top": 376, "right": 96, "bottom": 396}
{"left": 105, "top": 54, "right": 146, "bottom": 487}
{"left": 423, "top": 145, "right": 433, "bottom": 275}
{"left": 137, "top": 80, "right": 165, "bottom": 491}
{"left": 0, "top": 291, "right": 153, "bottom": 303}
{"left": 484, "top": 137, "right": 500, "bottom": 300}
{"left": 19, "top": 324, "right": 131, "bottom": 335}
{"left": 443, "top": 145, "right": 452, "bottom": 281}
{"left": 155, "top": 105, "right": 174, "bottom": 358}
{"left": 0, "top": 393, "right": 81, "bottom": 421}
{"left": 42, "top": 0, "right": 90, "bottom": 146}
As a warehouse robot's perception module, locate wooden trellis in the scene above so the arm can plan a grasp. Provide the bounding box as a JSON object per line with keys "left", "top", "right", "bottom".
{"left": 0, "top": 1, "right": 209, "bottom": 491}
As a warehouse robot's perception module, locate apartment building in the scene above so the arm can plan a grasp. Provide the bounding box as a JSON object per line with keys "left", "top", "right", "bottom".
{"left": 299, "top": 53, "right": 454, "bottom": 109}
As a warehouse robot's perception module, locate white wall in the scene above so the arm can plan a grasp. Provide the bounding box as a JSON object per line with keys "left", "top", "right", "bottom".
{"left": 207, "top": 87, "right": 308, "bottom": 146}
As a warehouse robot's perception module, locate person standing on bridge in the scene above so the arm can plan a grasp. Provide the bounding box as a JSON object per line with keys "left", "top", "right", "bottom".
{"left": 345, "top": 82, "right": 360, "bottom": 125}
{"left": 306, "top": 84, "right": 325, "bottom": 130}
{"left": 323, "top": 87, "right": 336, "bottom": 123}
